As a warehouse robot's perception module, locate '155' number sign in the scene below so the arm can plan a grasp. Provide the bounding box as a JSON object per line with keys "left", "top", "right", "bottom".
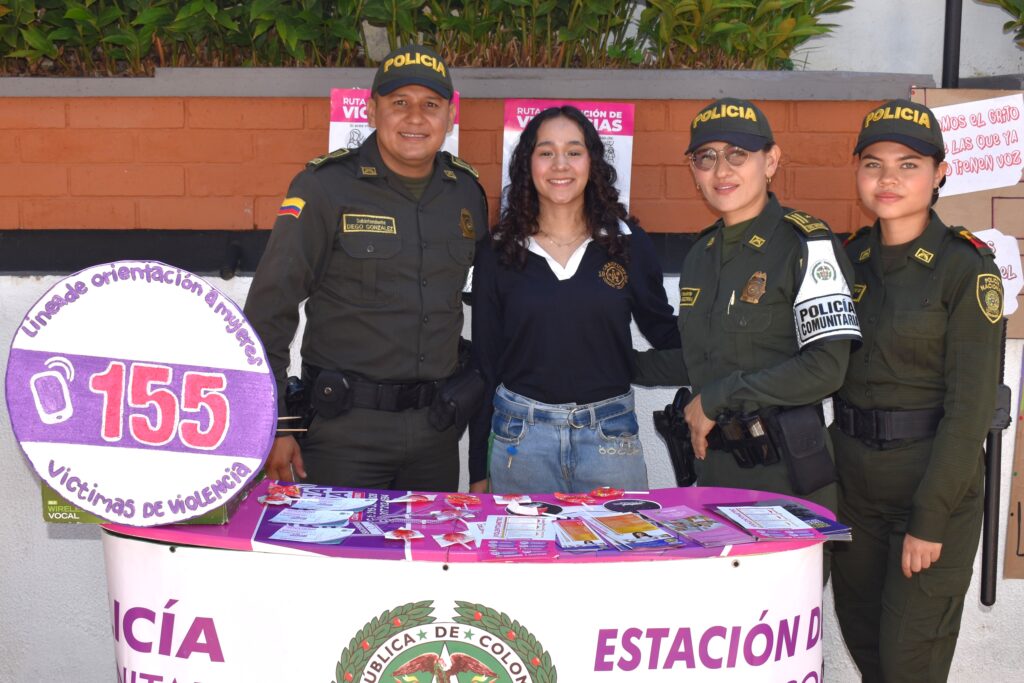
{"left": 90, "top": 362, "right": 229, "bottom": 450}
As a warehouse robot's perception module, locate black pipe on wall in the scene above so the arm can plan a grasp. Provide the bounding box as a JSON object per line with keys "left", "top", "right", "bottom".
{"left": 942, "top": 0, "right": 963, "bottom": 88}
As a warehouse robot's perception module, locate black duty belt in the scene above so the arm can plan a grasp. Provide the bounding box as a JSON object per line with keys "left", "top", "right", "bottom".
{"left": 834, "top": 395, "right": 943, "bottom": 442}
{"left": 303, "top": 365, "right": 439, "bottom": 412}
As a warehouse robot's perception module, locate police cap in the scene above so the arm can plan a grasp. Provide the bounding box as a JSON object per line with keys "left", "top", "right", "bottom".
{"left": 686, "top": 98, "right": 774, "bottom": 154}
{"left": 854, "top": 99, "right": 944, "bottom": 157}
{"left": 371, "top": 44, "right": 453, "bottom": 100}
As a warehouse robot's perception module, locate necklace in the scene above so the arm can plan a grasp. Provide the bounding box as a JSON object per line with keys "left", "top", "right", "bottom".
{"left": 538, "top": 230, "right": 588, "bottom": 248}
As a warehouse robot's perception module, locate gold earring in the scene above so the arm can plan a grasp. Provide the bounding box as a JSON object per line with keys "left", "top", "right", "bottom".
{"left": 766, "top": 175, "right": 773, "bottom": 186}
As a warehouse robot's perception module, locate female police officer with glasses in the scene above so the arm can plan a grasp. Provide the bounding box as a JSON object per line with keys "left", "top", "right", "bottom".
{"left": 635, "top": 98, "right": 860, "bottom": 518}
{"left": 831, "top": 100, "right": 1003, "bottom": 682}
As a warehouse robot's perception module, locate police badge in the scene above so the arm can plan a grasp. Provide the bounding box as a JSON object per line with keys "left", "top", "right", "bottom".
{"left": 459, "top": 208, "right": 474, "bottom": 239}
{"left": 741, "top": 271, "right": 767, "bottom": 304}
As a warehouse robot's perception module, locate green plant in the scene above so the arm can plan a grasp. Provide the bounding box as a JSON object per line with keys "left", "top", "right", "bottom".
{"left": 362, "top": 0, "right": 426, "bottom": 55}
{"left": 639, "top": 0, "right": 852, "bottom": 70}
{"left": 979, "top": 0, "right": 1024, "bottom": 48}
{"left": 0, "top": 0, "right": 853, "bottom": 75}
{"left": 1, "top": 0, "right": 65, "bottom": 73}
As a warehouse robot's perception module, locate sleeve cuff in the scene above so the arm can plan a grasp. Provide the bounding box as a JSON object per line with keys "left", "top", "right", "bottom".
{"left": 907, "top": 506, "right": 951, "bottom": 544}
{"left": 700, "top": 378, "right": 731, "bottom": 419}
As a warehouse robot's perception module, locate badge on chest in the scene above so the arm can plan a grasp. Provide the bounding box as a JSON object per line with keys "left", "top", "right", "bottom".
{"left": 741, "top": 271, "right": 767, "bottom": 304}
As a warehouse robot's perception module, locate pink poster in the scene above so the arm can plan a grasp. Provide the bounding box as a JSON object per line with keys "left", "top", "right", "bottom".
{"left": 329, "top": 87, "right": 461, "bottom": 155}
{"left": 502, "top": 99, "right": 635, "bottom": 208}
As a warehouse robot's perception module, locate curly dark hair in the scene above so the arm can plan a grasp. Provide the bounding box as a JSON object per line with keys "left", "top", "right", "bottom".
{"left": 494, "top": 105, "right": 632, "bottom": 268}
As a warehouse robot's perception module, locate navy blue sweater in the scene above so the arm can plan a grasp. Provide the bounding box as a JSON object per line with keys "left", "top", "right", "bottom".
{"left": 468, "top": 223, "right": 680, "bottom": 482}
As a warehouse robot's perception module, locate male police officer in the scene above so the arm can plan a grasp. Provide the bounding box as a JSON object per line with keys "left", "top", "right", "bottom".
{"left": 245, "top": 45, "right": 487, "bottom": 490}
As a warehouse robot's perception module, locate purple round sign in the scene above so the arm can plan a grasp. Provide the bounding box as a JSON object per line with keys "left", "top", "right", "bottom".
{"left": 6, "top": 261, "right": 275, "bottom": 525}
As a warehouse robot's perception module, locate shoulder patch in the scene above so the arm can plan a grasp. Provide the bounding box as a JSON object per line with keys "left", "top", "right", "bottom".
{"left": 952, "top": 226, "right": 994, "bottom": 255}
{"left": 445, "top": 152, "right": 479, "bottom": 178}
{"left": 783, "top": 211, "right": 829, "bottom": 237}
{"left": 307, "top": 147, "right": 352, "bottom": 169}
{"left": 977, "top": 273, "right": 1003, "bottom": 323}
{"left": 844, "top": 225, "right": 871, "bottom": 247}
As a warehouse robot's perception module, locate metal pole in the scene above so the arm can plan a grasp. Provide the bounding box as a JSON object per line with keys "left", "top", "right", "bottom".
{"left": 942, "top": 0, "right": 963, "bottom": 88}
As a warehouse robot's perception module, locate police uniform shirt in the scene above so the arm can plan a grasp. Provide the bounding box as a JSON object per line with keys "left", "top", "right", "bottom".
{"left": 245, "top": 132, "right": 488, "bottom": 415}
{"left": 840, "top": 212, "right": 1003, "bottom": 541}
{"left": 468, "top": 222, "right": 680, "bottom": 482}
{"left": 672, "top": 194, "right": 861, "bottom": 417}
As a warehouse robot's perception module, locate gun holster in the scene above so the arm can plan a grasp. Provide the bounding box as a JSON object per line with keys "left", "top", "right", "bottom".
{"left": 427, "top": 338, "right": 486, "bottom": 433}
{"left": 282, "top": 375, "right": 315, "bottom": 439}
{"left": 653, "top": 387, "right": 697, "bottom": 487}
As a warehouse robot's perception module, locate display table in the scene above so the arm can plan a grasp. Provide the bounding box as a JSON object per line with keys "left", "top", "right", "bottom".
{"left": 103, "top": 480, "right": 829, "bottom": 682}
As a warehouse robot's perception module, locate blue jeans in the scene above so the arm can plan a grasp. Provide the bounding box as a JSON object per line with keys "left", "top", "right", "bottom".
{"left": 488, "top": 385, "right": 648, "bottom": 494}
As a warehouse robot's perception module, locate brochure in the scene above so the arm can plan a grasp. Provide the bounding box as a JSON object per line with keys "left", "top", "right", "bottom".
{"left": 711, "top": 504, "right": 825, "bottom": 540}
{"left": 268, "top": 525, "right": 354, "bottom": 544}
{"left": 268, "top": 508, "right": 354, "bottom": 526}
{"left": 749, "top": 498, "right": 852, "bottom": 541}
{"left": 478, "top": 540, "right": 556, "bottom": 561}
{"left": 643, "top": 504, "right": 755, "bottom": 548}
{"left": 290, "top": 496, "right": 377, "bottom": 512}
{"left": 483, "top": 515, "right": 557, "bottom": 541}
{"left": 584, "top": 511, "right": 681, "bottom": 550}
{"left": 553, "top": 518, "right": 609, "bottom": 552}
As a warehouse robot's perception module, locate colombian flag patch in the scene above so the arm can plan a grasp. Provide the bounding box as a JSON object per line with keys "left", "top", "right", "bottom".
{"left": 278, "top": 197, "right": 305, "bottom": 219}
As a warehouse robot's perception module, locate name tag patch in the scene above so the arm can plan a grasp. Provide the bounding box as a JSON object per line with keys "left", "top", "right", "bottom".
{"left": 680, "top": 287, "right": 701, "bottom": 307}
{"left": 342, "top": 214, "right": 397, "bottom": 234}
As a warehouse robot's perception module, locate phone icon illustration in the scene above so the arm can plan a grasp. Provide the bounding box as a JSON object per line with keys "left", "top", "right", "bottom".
{"left": 30, "top": 357, "right": 75, "bottom": 424}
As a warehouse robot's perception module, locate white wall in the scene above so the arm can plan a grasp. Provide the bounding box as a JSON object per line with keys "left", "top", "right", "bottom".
{"left": 794, "top": 0, "right": 1024, "bottom": 81}
{"left": 3, "top": 275, "right": 1024, "bottom": 681}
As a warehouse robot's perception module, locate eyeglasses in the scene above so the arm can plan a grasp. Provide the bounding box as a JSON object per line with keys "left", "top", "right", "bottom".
{"left": 689, "top": 145, "right": 749, "bottom": 171}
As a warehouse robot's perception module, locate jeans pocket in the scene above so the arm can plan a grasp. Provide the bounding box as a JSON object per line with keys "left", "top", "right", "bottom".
{"left": 597, "top": 411, "right": 639, "bottom": 441}
{"left": 597, "top": 411, "right": 642, "bottom": 457}
{"left": 491, "top": 411, "right": 527, "bottom": 444}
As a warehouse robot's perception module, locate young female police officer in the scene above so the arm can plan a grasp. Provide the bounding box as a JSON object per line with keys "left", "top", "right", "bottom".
{"left": 832, "top": 100, "right": 1003, "bottom": 682}
{"left": 635, "top": 98, "right": 860, "bottom": 515}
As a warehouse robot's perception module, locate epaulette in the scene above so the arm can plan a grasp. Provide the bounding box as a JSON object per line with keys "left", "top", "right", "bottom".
{"left": 782, "top": 210, "right": 829, "bottom": 237}
{"left": 306, "top": 147, "right": 352, "bottom": 170}
{"left": 843, "top": 225, "right": 871, "bottom": 247}
{"left": 950, "top": 226, "right": 994, "bottom": 255}
{"left": 445, "top": 151, "right": 479, "bottom": 178}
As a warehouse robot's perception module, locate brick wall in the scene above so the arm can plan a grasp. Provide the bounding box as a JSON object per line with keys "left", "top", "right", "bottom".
{"left": 0, "top": 97, "right": 880, "bottom": 233}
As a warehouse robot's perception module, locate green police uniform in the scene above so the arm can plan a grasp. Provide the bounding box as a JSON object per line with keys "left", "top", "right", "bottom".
{"left": 831, "top": 214, "right": 1002, "bottom": 682}
{"left": 636, "top": 194, "right": 860, "bottom": 511}
{"left": 244, "top": 131, "right": 487, "bottom": 489}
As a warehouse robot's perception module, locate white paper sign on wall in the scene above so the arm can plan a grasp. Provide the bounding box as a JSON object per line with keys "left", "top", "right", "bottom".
{"left": 934, "top": 94, "right": 1024, "bottom": 197}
